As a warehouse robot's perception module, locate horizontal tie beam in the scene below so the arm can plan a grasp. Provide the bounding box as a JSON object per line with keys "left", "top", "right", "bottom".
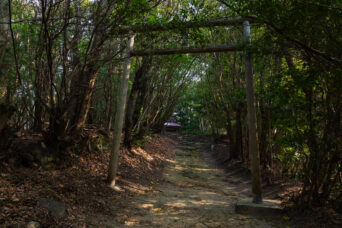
{"left": 130, "top": 44, "right": 244, "bottom": 56}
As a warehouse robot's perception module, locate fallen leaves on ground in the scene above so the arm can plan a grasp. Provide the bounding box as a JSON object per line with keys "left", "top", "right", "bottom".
{"left": 0, "top": 134, "right": 176, "bottom": 227}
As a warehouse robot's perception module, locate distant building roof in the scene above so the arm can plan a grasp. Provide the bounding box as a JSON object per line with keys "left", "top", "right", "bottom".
{"left": 164, "top": 122, "right": 181, "bottom": 127}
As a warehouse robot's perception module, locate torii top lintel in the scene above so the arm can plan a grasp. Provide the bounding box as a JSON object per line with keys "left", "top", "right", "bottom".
{"left": 117, "top": 16, "right": 255, "bottom": 35}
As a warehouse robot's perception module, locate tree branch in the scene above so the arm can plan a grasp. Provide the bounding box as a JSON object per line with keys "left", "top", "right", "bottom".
{"left": 8, "top": 0, "right": 21, "bottom": 85}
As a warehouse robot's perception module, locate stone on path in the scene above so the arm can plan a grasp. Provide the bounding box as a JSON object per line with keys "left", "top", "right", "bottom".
{"left": 235, "top": 198, "right": 283, "bottom": 216}
{"left": 38, "top": 198, "right": 66, "bottom": 218}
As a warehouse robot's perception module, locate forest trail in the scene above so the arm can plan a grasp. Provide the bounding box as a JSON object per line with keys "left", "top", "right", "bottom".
{"left": 112, "top": 135, "right": 282, "bottom": 227}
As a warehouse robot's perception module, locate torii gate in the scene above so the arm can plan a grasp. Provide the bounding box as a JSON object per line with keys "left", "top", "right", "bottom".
{"left": 107, "top": 17, "right": 262, "bottom": 204}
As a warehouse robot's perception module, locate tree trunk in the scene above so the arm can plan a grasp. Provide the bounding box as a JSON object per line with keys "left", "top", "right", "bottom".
{"left": 258, "top": 73, "right": 270, "bottom": 169}
{"left": 0, "top": 104, "right": 15, "bottom": 151}
{"left": 33, "top": 64, "right": 48, "bottom": 132}
{"left": 124, "top": 56, "right": 152, "bottom": 148}
{"left": 0, "top": 0, "right": 9, "bottom": 60}
{"left": 225, "top": 109, "right": 235, "bottom": 158}
{"left": 104, "top": 68, "right": 114, "bottom": 131}
{"left": 0, "top": 0, "right": 11, "bottom": 105}
{"left": 233, "top": 104, "right": 243, "bottom": 160}
{"left": 70, "top": 63, "right": 99, "bottom": 134}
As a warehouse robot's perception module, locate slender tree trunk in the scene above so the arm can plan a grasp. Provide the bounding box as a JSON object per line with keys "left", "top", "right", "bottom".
{"left": 0, "top": 0, "right": 12, "bottom": 105}
{"left": 124, "top": 56, "right": 152, "bottom": 148}
{"left": 233, "top": 104, "right": 243, "bottom": 160}
{"left": 72, "top": 63, "right": 99, "bottom": 133}
{"left": 231, "top": 55, "right": 244, "bottom": 160}
{"left": 104, "top": 69, "right": 114, "bottom": 131}
{"left": 33, "top": 64, "right": 48, "bottom": 132}
{"left": 0, "top": 0, "right": 9, "bottom": 64}
{"left": 0, "top": 104, "right": 15, "bottom": 151}
{"left": 225, "top": 110, "right": 235, "bottom": 158}
{"left": 259, "top": 73, "right": 270, "bottom": 169}
{"left": 107, "top": 34, "right": 135, "bottom": 187}
{"left": 216, "top": 71, "right": 234, "bottom": 156}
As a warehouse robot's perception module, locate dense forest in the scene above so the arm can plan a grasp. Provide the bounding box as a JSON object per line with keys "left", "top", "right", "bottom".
{"left": 0, "top": 0, "right": 341, "bottom": 226}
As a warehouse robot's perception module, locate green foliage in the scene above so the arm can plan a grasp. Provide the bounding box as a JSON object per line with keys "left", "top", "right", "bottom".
{"left": 135, "top": 135, "right": 153, "bottom": 148}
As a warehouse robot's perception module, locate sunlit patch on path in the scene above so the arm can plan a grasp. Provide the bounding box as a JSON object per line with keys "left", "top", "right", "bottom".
{"left": 113, "top": 138, "right": 282, "bottom": 227}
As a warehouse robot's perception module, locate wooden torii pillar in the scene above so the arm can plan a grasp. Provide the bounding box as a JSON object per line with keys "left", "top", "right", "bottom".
{"left": 107, "top": 18, "right": 262, "bottom": 203}
{"left": 243, "top": 21, "right": 262, "bottom": 203}
{"left": 107, "top": 34, "right": 135, "bottom": 190}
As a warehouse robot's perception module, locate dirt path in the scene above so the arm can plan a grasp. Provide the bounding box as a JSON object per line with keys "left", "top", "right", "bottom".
{"left": 109, "top": 136, "right": 285, "bottom": 228}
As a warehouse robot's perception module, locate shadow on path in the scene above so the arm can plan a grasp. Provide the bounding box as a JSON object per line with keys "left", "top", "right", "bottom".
{"left": 111, "top": 135, "right": 284, "bottom": 227}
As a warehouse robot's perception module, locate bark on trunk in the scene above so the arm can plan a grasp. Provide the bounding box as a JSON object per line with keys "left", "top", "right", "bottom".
{"left": 0, "top": 104, "right": 15, "bottom": 151}
{"left": 258, "top": 73, "right": 270, "bottom": 169}
{"left": 233, "top": 104, "right": 243, "bottom": 160}
{"left": 0, "top": 0, "right": 11, "bottom": 104}
{"left": 124, "top": 56, "right": 152, "bottom": 148}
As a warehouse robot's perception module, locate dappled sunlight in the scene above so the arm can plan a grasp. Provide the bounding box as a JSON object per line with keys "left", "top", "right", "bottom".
{"left": 193, "top": 167, "right": 217, "bottom": 172}
{"left": 131, "top": 147, "right": 154, "bottom": 161}
{"left": 139, "top": 203, "right": 155, "bottom": 209}
{"left": 119, "top": 179, "right": 151, "bottom": 194}
{"left": 173, "top": 165, "right": 186, "bottom": 171}
{"left": 115, "top": 142, "right": 278, "bottom": 227}
{"left": 124, "top": 220, "right": 140, "bottom": 226}
{"left": 164, "top": 200, "right": 188, "bottom": 208}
